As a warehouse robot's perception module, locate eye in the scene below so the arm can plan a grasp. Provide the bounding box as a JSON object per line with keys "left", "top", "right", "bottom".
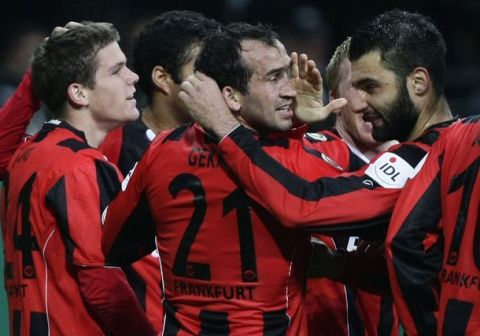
{"left": 268, "top": 72, "right": 281, "bottom": 82}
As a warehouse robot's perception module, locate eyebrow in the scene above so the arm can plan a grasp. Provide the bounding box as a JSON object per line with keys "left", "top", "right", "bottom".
{"left": 109, "top": 61, "right": 126, "bottom": 73}
{"left": 352, "top": 77, "right": 380, "bottom": 88}
{"left": 265, "top": 65, "right": 289, "bottom": 78}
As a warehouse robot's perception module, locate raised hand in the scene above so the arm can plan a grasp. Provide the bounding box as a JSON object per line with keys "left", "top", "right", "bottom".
{"left": 179, "top": 72, "right": 240, "bottom": 139}
{"left": 47, "top": 21, "right": 84, "bottom": 41}
{"left": 291, "top": 52, "right": 346, "bottom": 123}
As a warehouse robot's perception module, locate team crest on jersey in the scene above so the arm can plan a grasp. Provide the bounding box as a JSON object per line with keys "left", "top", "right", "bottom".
{"left": 365, "top": 152, "right": 414, "bottom": 188}
{"left": 305, "top": 132, "right": 328, "bottom": 142}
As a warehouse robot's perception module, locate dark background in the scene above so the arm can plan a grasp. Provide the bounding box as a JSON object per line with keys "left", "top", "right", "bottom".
{"left": 1, "top": 0, "right": 479, "bottom": 116}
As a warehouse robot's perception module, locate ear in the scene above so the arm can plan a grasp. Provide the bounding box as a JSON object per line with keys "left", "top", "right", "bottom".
{"left": 67, "top": 83, "right": 88, "bottom": 107}
{"left": 407, "top": 67, "right": 430, "bottom": 97}
{"left": 221, "top": 86, "right": 242, "bottom": 113}
{"left": 151, "top": 65, "right": 171, "bottom": 95}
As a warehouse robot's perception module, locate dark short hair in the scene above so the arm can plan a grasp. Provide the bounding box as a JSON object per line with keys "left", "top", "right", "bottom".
{"left": 195, "top": 22, "right": 279, "bottom": 94}
{"left": 31, "top": 22, "right": 119, "bottom": 117}
{"left": 132, "top": 10, "right": 220, "bottom": 103}
{"left": 349, "top": 9, "right": 447, "bottom": 96}
{"left": 325, "top": 37, "right": 351, "bottom": 92}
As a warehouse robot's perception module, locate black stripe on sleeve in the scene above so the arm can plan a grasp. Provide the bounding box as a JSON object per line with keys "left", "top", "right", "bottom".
{"left": 94, "top": 159, "right": 121, "bottom": 214}
{"left": 391, "top": 172, "right": 442, "bottom": 335}
{"left": 228, "top": 126, "right": 379, "bottom": 201}
{"left": 122, "top": 265, "right": 147, "bottom": 311}
{"left": 46, "top": 176, "right": 75, "bottom": 264}
{"left": 105, "top": 192, "right": 156, "bottom": 266}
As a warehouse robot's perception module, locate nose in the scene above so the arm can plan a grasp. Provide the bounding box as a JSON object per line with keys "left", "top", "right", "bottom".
{"left": 126, "top": 67, "right": 139, "bottom": 85}
{"left": 280, "top": 78, "right": 296, "bottom": 98}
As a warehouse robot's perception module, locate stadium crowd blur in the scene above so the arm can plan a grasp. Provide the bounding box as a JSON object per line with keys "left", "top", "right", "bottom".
{"left": 1, "top": 0, "right": 479, "bottom": 133}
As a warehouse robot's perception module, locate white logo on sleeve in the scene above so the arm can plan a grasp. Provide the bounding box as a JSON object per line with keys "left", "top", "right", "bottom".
{"left": 365, "top": 152, "right": 414, "bottom": 188}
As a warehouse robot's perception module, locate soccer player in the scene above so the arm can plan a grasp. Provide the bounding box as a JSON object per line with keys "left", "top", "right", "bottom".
{"left": 1, "top": 22, "right": 156, "bottom": 335}
{"left": 100, "top": 11, "right": 220, "bottom": 329}
{"left": 102, "top": 23, "right": 343, "bottom": 335}
{"left": 180, "top": 9, "right": 455, "bottom": 235}
{"left": 0, "top": 12, "right": 221, "bottom": 330}
{"left": 386, "top": 116, "right": 479, "bottom": 335}
{"left": 306, "top": 37, "right": 399, "bottom": 336}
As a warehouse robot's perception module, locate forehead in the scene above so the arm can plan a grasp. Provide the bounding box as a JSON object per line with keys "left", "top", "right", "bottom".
{"left": 241, "top": 39, "right": 289, "bottom": 75}
{"left": 95, "top": 42, "right": 126, "bottom": 71}
{"left": 351, "top": 50, "right": 397, "bottom": 86}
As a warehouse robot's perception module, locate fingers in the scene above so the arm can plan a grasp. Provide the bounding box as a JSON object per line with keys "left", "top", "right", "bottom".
{"left": 49, "top": 27, "right": 69, "bottom": 40}
{"left": 298, "top": 53, "right": 308, "bottom": 78}
{"left": 290, "top": 52, "right": 299, "bottom": 79}
{"left": 48, "top": 21, "right": 84, "bottom": 41}
{"left": 325, "top": 98, "right": 347, "bottom": 113}
{"left": 64, "top": 21, "right": 83, "bottom": 29}
{"left": 308, "top": 66, "right": 322, "bottom": 90}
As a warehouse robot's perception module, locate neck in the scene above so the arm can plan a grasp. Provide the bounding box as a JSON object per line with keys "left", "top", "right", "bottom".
{"left": 142, "top": 96, "right": 191, "bottom": 134}
{"left": 408, "top": 96, "right": 453, "bottom": 141}
{"left": 336, "top": 122, "right": 395, "bottom": 161}
{"left": 63, "top": 111, "right": 109, "bottom": 148}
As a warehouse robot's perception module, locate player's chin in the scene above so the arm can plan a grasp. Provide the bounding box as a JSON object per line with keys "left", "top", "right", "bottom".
{"left": 124, "top": 106, "right": 140, "bottom": 122}
{"left": 275, "top": 118, "right": 293, "bottom": 132}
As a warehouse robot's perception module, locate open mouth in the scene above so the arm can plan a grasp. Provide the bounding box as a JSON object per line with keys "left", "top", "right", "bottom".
{"left": 276, "top": 104, "right": 292, "bottom": 114}
{"left": 362, "top": 112, "right": 382, "bottom": 124}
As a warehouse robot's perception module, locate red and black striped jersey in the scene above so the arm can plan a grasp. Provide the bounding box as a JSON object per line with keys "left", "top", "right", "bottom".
{"left": 305, "top": 130, "right": 399, "bottom": 336}
{"left": 0, "top": 70, "right": 164, "bottom": 332}
{"left": 386, "top": 115, "right": 480, "bottom": 335}
{"left": 103, "top": 122, "right": 357, "bottom": 335}
{"left": 3, "top": 121, "right": 122, "bottom": 335}
{"left": 214, "top": 120, "right": 454, "bottom": 235}
{"left": 100, "top": 118, "right": 163, "bottom": 331}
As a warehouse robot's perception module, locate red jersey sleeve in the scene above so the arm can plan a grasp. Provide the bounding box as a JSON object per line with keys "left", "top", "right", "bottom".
{"left": 0, "top": 70, "right": 41, "bottom": 179}
{"left": 386, "top": 116, "right": 480, "bottom": 335}
{"left": 218, "top": 125, "right": 427, "bottom": 233}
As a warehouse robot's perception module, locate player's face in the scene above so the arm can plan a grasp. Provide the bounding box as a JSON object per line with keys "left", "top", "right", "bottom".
{"left": 351, "top": 50, "right": 419, "bottom": 142}
{"left": 87, "top": 42, "right": 139, "bottom": 130}
{"left": 238, "top": 39, "right": 296, "bottom": 133}
{"left": 335, "top": 59, "right": 381, "bottom": 149}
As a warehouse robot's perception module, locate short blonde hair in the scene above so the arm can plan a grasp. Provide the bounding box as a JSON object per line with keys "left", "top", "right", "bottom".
{"left": 325, "top": 37, "right": 351, "bottom": 93}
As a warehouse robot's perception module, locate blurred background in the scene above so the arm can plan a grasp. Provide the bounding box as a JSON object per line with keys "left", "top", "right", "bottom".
{"left": 1, "top": 0, "right": 479, "bottom": 119}
{"left": 0, "top": 0, "right": 479, "bottom": 333}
